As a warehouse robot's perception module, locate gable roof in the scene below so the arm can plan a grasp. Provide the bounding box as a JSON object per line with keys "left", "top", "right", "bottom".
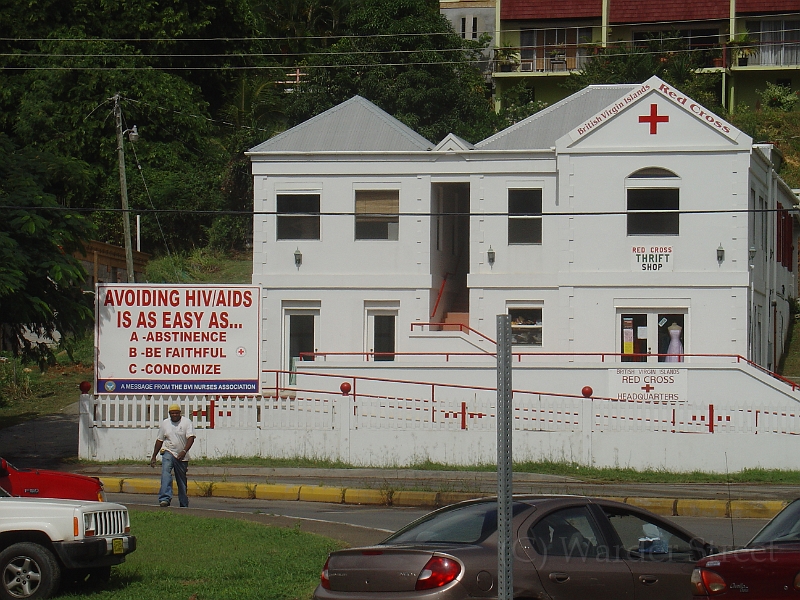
{"left": 434, "top": 133, "right": 475, "bottom": 152}
{"left": 248, "top": 96, "right": 433, "bottom": 154}
{"left": 475, "top": 83, "right": 640, "bottom": 151}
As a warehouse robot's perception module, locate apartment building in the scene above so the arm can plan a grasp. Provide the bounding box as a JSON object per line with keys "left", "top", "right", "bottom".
{"left": 488, "top": 0, "right": 799, "bottom": 109}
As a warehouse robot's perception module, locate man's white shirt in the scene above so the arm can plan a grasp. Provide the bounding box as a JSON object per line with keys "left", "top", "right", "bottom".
{"left": 157, "top": 416, "right": 195, "bottom": 461}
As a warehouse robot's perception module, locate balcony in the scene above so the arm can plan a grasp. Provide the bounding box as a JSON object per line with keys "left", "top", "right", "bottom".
{"left": 491, "top": 39, "right": 800, "bottom": 75}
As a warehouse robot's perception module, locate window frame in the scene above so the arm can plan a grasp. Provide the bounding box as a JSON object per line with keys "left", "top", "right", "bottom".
{"left": 508, "top": 188, "right": 543, "bottom": 245}
{"left": 508, "top": 306, "right": 543, "bottom": 347}
{"left": 354, "top": 189, "right": 400, "bottom": 241}
{"left": 276, "top": 193, "right": 321, "bottom": 240}
{"left": 625, "top": 169, "right": 680, "bottom": 237}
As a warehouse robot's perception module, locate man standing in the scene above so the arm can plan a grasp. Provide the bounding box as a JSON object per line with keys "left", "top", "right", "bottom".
{"left": 150, "top": 404, "right": 195, "bottom": 507}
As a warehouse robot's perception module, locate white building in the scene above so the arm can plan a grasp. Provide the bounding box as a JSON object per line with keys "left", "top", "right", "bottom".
{"left": 249, "top": 76, "right": 797, "bottom": 376}
{"left": 238, "top": 76, "right": 800, "bottom": 470}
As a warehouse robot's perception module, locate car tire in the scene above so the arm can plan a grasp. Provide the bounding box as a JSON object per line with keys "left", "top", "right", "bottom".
{"left": 0, "top": 542, "right": 61, "bottom": 600}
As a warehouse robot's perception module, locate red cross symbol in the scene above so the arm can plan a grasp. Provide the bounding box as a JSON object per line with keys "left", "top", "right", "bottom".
{"left": 641, "top": 384, "right": 655, "bottom": 393}
{"left": 639, "top": 103, "right": 669, "bottom": 134}
{"left": 236, "top": 347, "right": 246, "bottom": 356}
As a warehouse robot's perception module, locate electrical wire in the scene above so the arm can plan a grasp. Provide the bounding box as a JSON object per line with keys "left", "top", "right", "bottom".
{"left": 1, "top": 11, "right": 797, "bottom": 43}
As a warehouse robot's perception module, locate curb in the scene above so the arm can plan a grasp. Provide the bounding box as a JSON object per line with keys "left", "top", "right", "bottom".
{"left": 101, "top": 477, "right": 787, "bottom": 518}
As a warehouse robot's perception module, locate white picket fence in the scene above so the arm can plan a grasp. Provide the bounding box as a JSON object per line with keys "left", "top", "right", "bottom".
{"left": 80, "top": 388, "right": 800, "bottom": 471}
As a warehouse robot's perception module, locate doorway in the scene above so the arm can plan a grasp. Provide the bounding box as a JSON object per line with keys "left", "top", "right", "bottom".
{"left": 620, "top": 311, "right": 686, "bottom": 362}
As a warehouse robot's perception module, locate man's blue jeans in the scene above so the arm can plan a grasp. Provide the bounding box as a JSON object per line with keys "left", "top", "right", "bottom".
{"left": 158, "top": 451, "right": 189, "bottom": 507}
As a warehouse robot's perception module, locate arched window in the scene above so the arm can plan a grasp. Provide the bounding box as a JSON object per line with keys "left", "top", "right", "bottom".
{"left": 626, "top": 168, "right": 680, "bottom": 236}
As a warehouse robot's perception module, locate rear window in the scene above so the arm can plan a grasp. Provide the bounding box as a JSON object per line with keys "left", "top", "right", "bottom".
{"left": 750, "top": 499, "right": 800, "bottom": 545}
{"left": 382, "top": 501, "right": 530, "bottom": 545}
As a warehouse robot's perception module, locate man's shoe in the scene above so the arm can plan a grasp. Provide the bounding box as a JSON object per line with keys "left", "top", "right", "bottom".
{"left": 159, "top": 501, "right": 169, "bottom": 507}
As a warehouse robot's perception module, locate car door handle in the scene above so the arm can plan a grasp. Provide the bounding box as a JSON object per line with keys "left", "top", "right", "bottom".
{"left": 548, "top": 572, "right": 570, "bottom": 583}
{"left": 639, "top": 575, "right": 659, "bottom": 585}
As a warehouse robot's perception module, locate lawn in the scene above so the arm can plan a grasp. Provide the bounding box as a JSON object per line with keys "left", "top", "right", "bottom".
{"left": 0, "top": 337, "right": 93, "bottom": 430}
{"left": 59, "top": 510, "right": 342, "bottom": 600}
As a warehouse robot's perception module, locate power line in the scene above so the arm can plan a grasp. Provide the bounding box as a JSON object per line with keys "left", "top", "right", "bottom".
{"left": 1, "top": 11, "right": 797, "bottom": 44}
{"left": 0, "top": 205, "right": 793, "bottom": 217}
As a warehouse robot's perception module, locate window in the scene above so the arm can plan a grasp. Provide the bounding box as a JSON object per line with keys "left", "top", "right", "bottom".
{"left": 508, "top": 189, "right": 542, "bottom": 244}
{"left": 604, "top": 508, "right": 694, "bottom": 560}
{"left": 627, "top": 189, "right": 679, "bottom": 235}
{"left": 510, "top": 308, "right": 542, "bottom": 346}
{"left": 355, "top": 190, "right": 399, "bottom": 240}
{"left": 528, "top": 507, "right": 604, "bottom": 558}
{"left": 277, "top": 194, "right": 320, "bottom": 240}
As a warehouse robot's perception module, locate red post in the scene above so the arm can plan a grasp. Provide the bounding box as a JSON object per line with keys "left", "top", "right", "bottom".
{"left": 210, "top": 398, "right": 216, "bottom": 429}
{"left": 461, "top": 401, "right": 467, "bottom": 430}
{"left": 708, "top": 404, "right": 714, "bottom": 433}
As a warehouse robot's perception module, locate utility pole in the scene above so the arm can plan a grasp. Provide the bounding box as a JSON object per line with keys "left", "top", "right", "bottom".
{"left": 113, "top": 93, "right": 135, "bottom": 283}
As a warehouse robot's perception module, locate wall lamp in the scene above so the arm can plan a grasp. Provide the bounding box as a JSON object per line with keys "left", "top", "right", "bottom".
{"left": 294, "top": 248, "right": 302, "bottom": 267}
{"left": 487, "top": 246, "right": 495, "bottom": 265}
{"left": 716, "top": 243, "right": 725, "bottom": 263}
{"left": 749, "top": 246, "right": 757, "bottom": 264}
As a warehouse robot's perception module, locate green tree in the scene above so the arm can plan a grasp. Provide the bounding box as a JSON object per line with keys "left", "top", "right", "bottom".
{"left": 564, "top": 34, "right": 721, "bottom": 110}
{"left": 286, "top": 0, "right": 498, "bottom": 143}
{"left": 0, "top": 134, "right": 95, "bottom": 367}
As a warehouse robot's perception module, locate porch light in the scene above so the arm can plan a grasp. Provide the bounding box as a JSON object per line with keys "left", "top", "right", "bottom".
{"left": 749, "top": 246, "right": 757, "bottom": 263}
{"left": 716, "top": 244, "right": 725, "bottom": 263}
{"left": 487, "top": 246, "right": 495, "bottom": 265}
{"left": 294, "top": 248, "right": 302, "bottom": 267}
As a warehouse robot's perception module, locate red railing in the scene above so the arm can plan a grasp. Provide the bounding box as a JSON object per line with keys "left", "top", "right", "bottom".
{"left": 430, "top": 273, "right": 450, "bottom": 319}
{"left": 297, "top": 350, "right": 800, "bottom": 392}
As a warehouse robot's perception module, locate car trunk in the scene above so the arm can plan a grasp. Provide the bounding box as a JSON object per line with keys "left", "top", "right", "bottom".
{"left": 326, "top": 548, "right": 436, "bottom": 592}
{"left": 715, "top": 546, "right": 800, "bottom": 596}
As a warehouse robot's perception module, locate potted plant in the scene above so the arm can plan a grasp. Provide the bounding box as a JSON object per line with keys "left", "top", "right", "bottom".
{"left": 495, "top": 44, "right": 521, "bottom": 72}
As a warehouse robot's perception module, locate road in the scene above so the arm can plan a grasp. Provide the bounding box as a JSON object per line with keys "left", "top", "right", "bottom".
{"left": 108, "top": 493, "right": 768, "bottom": 550}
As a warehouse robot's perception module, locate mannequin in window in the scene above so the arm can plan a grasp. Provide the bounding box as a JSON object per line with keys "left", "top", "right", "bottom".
{"left": 665, "top": 322, "right": 683, "bottom": 362}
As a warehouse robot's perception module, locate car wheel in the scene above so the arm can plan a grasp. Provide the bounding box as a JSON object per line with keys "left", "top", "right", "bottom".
{"left": 0, "top": 543, "right": 61, "bottom": 600}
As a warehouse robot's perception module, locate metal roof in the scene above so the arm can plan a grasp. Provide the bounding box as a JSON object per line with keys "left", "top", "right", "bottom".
{"left": 476, "top": 84, "right": 640, "bottom": 151}
{"left": 248, "top": 95, "right": 433, "bottom": 153}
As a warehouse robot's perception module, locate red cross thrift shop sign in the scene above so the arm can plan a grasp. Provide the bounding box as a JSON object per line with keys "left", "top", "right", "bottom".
{"left": 631, "top": 245, "right": 673, "bottom": 271}
{"left": 95, "top": 284, "right": 261, "bottom": 395}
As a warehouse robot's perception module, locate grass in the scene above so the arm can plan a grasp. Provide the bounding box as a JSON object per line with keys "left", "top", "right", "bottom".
{"left": 75, "top": 455, "right": 800, "bottom": 485}
{"left": 0, "top": 336, "right": 93, "bottom": 430}
{"left": 144, "top": 249, "right": 252, "bottom": 284}
{"left": 778, "top": 316, "right": 800, "bottom": 379}
{"left": 58, "top": 510, "right": 342, "bottom": 600}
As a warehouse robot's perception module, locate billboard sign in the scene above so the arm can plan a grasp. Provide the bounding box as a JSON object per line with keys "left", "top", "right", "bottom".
{"left": 95, "top": 284, "right": 261, "bottom": 395}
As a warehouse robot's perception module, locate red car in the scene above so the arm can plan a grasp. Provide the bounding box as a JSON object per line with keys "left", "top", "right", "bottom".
{"left": 692, "top": 498, "right": 800, "bottom": 597}
{"left": 0, "top": 457, "right": 106, "bottom": 502}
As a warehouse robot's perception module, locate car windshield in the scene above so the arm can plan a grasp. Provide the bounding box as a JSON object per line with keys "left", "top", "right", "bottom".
{"left": 749, "top": 499, "right": 800, "bottom": 545}
{"left": 382, "top": 501, "right": 530, "bottom": 545}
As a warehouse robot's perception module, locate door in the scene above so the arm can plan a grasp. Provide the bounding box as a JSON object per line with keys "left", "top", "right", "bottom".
{"left": 520, "top": 506, "right": 634, "bottom": 600}
{"left": 372, "top": 314, "right": 395, "bottom": 361}
{"left": 601, "top": 506, "right": 699, "bottom": 600}
{"left": 287, "top": 314, "right": 315, "bottom": 383}
{"left": 620, "top": 312, "right": 686, "bottom": 362}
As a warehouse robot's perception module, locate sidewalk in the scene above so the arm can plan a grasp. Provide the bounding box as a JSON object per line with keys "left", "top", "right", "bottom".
{"left": 2, "top": 406, "right": 798, "bottom": 519}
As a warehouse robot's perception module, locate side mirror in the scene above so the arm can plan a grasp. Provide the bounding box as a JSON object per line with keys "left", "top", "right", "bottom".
{"left": 704, "top": 543, "right": 719, "bottom": 556}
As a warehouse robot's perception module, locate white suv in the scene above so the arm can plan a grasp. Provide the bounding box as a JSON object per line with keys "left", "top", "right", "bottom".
{"left": 0, "top": 484, "right": 136, "bottom": 599}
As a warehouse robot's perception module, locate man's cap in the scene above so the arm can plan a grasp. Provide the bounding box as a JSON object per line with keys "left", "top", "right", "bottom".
{"left": 168, "top": 403, "right": 180, "bottom": 411}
